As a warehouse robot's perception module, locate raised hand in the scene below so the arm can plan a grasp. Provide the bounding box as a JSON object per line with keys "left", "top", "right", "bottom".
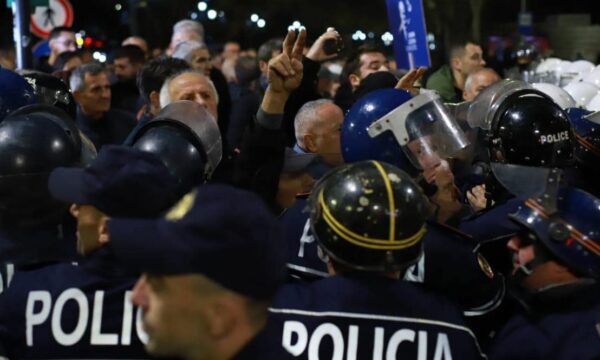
{"left": 267, "top": 28, "right": 306, "bottom": 94}
{"left": 306, "top": 27, "right": 342, "bottom": 62}
{"left": 395, "top": 67, "right": 426, "bottom": 96}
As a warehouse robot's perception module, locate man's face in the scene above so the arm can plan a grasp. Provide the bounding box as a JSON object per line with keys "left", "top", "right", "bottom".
{"left": 310, "top": 103, "right": 344, "bottom": 166}
{"left": 406, "top": 136, "right": 442, "bottom": 171}
{"left": 131, "top": 274, "right": 214, "bottom": 358}
{"left": 358, "top": 52, "right": 390, "bottom": 80}
{"left": 70, "top": 204, "right": 108, "bottom": 256}
{"left": 50, "top": 31, "right": 76, "bottom": 56}
{"left": 114, "top": 57, "right": 141, "bottom": 81}
{"left": 190, "top": 48, "right": 211, "bottom": 75}
{"left": 459, "top": 43, "right": 485, "bottom": 77}
{"left": 168, "top": 72, "right": 218, "bottom": 119}
{"left": 463, "top": 70, "right": 500, "bottom": 101}
{"left": 74, "top": 72, "right": 111, "bottom": 117}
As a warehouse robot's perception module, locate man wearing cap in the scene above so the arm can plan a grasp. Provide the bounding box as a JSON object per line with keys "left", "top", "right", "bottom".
{"left": 0, "top": 145, "right": 179, "bottom": 359}
{"left": 107, "top": 184, "right": 286, "bottom": 360}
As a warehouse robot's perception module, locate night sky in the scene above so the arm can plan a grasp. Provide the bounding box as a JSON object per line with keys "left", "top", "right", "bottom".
{"left": 0, "top": 0, "right": 596, "bottom": 57}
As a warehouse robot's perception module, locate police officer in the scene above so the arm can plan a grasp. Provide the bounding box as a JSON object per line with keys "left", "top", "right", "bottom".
{"left": 564, "top": 107, "right": 600, "bottom": 197}
{"left": 0, "top": 68, "right": 36, "bottom": 121}
{"left": 282, "top": 87, "right": 504, "bottom": 335}
{"left": 0, "top": 145, "right": 179, "bottom": 358}
{"left": 266, "top": 161, "right": 486, "bottom": 359}
{"left": 105, "top": 184, "right": 286, "bottom": 360}
{"left": 487, "top": 181, "right": 600, "bottom": 359}
{"left": 457, "top": 79, "right": 575, "bottom": 208}
{"left": 20, "top": 70, "right": 78, "bottom": 120}
{"left": 0, "top": 104, "right": 94, "bottom": 294}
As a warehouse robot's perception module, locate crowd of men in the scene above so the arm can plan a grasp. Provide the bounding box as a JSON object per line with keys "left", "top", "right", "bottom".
{"left": 0, "top": 17, "right": 599, "bottom": 360}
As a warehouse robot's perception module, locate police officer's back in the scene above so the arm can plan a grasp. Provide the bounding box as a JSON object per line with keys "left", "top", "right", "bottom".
{"left": 265, "top": 161, "right": 486, "bottom": 359}
{"left": 0, "top": 145, "right": 179, "bottom": 359}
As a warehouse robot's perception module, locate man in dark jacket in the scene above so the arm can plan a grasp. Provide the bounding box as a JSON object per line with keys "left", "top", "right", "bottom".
{"left": 70, "top": 63, "right": 136, "bottom": 149}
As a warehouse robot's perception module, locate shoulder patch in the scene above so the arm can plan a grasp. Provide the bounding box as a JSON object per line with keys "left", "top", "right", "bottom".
{"left": 477, "top": 253, "right": 495, "bottom": 279}
{"left": 165, "top": 191, "right": 196, "bottom": 221}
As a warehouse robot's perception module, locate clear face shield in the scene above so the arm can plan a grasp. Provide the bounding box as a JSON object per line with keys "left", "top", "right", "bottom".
{"left": 367, "top": 91, "right": 469, "bottom": 171}
{"left": 153, "top": 100, "right": 223, "bottom": 178}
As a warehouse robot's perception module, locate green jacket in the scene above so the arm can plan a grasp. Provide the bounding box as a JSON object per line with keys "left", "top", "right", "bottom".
{"left": 425, "top": 65, "right": 463, "bottom": 103}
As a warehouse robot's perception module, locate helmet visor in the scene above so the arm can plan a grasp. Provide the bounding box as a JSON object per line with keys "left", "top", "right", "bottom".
{"left": 466, "top": 79, "right": 532, "bottom": 130}
{"left": 154, "top": 100, "right": 222, "bottom": 178}
{"left": 367, "top": 91, "right": 469, "bottom": 170}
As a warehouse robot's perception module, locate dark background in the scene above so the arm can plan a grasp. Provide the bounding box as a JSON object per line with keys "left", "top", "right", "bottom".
{"left": 0, "top": 0, "right": 597, "bottom": 67}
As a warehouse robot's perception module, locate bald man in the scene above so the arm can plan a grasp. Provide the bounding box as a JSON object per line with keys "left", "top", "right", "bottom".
{"left": 462, "top": 67, "right": 501, "bottom": 101}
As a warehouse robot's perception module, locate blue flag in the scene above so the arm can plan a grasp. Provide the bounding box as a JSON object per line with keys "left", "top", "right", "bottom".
{"left": 385, "top": 0, "right": 431, "bottom": 69}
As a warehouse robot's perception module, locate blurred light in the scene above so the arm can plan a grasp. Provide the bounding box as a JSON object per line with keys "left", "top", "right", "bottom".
{"left": 207, "top": 9, "right": 217, "bottom": 20}
{"left": 381, "top": 31, "right": 394, "bottom": 46}
{"left": 218, "top": 11, "right": 225, "bottom": 18}
{"left": 190, "top": 12, "right": 198, "bottom": 20}
{"left": 367, "top": 32, "right": 374, "bottom": 39}
{"left": 292, "top": 20, "right": 301, "bottom": 28}
{"left": 426, "top": 33, "right": 435, "bottom": 41}
{"left": 429, "top": 43, "right": 436, "bottom": 50}
{"left": 197, "top": 1, "right": 207, "bottom": 11}
{"left": 93, "top": 51, "right": 107, "bottom": 63}
{"left": 257, "top": 18, "right": 266, "bottom": 28}
{"left": 353, "top": 30, "right": 366, "bottom": 41}
{"left": 76, "top": 37, "right": 84, "bottom": 47}
{"left": 115, "top": 3, "right": 122, "bottom": 11}
{"left": 250, "top": 13, "right": 259, "bottom": 22}
{"left": 84, "top": 37, "right": 92, "bottom": 46}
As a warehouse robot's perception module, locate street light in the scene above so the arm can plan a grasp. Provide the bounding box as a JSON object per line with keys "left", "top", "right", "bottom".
{"left": 207, "top": 9, "right": 217, "bottom": 20}
{"left": 197, "top": 2, "right": 207, "bottom": 11}
{"left": 250, "top": 14, "right": 259, "bottom": 22}
{"left": 257, "top": 19, "right": 266, "bottom": 28}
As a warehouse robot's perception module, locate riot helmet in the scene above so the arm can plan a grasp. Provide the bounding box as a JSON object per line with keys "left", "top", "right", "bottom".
{"left": 510, "top": 183, "right": 600, "bottom": 280}
{"left": 129, "top": 100, "right": 222, "bottom": 196}
{"left": 308, "top": 160, "right": 429, "bottom": 272}
{"left": 466, "top": 80, "right": 574, "bottom": 168}
{"left": 341, "top": 88, "right": 469, "bottom": 176}
{"left": 0, "top": 68, "right": 36, "bottom": 121}
{"left": 20, "top": 71, "right": 77, "bottom": 119}
{"left": 0, "top": 105, "right": 96, "bottom": 227}
{"left": 531, "top": 83, "right": 576, "bottom": 110}
{"left": 568, "top": 108, "right": 600, "bottom": 173}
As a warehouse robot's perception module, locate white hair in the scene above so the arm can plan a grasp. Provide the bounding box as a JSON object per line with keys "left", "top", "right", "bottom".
{"left": 159, "top": 70, "right": 219, "bottom": 109}
{"left": 294, "top": 99, "right": 334, "bottom": 146}
{"left": 172, "top": 20, "right": 204, "bottom": 41}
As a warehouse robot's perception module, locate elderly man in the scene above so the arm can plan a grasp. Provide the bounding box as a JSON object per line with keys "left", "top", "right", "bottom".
{"left": 463, "top": 67, "right": 501, "bottom": 101}
{"left": 34, "top": 26, "right": 76, "bottom": 73}
{"left": 167, "top": 19, "right": 204, "bottom": 55}
{"left": 171, "top": 40, "right": 232, "bottom": 137}
{"left": 70, "top": 63, "right": 136, "bottom": 149}
{"left": 426, "top": 39, "right": 486, "bottom": 102}
{"left": 159, "top": 70, "right": 219, "bottom": 120}
{"left": 293, "top": 99, "right": 344, "bottom": 174}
